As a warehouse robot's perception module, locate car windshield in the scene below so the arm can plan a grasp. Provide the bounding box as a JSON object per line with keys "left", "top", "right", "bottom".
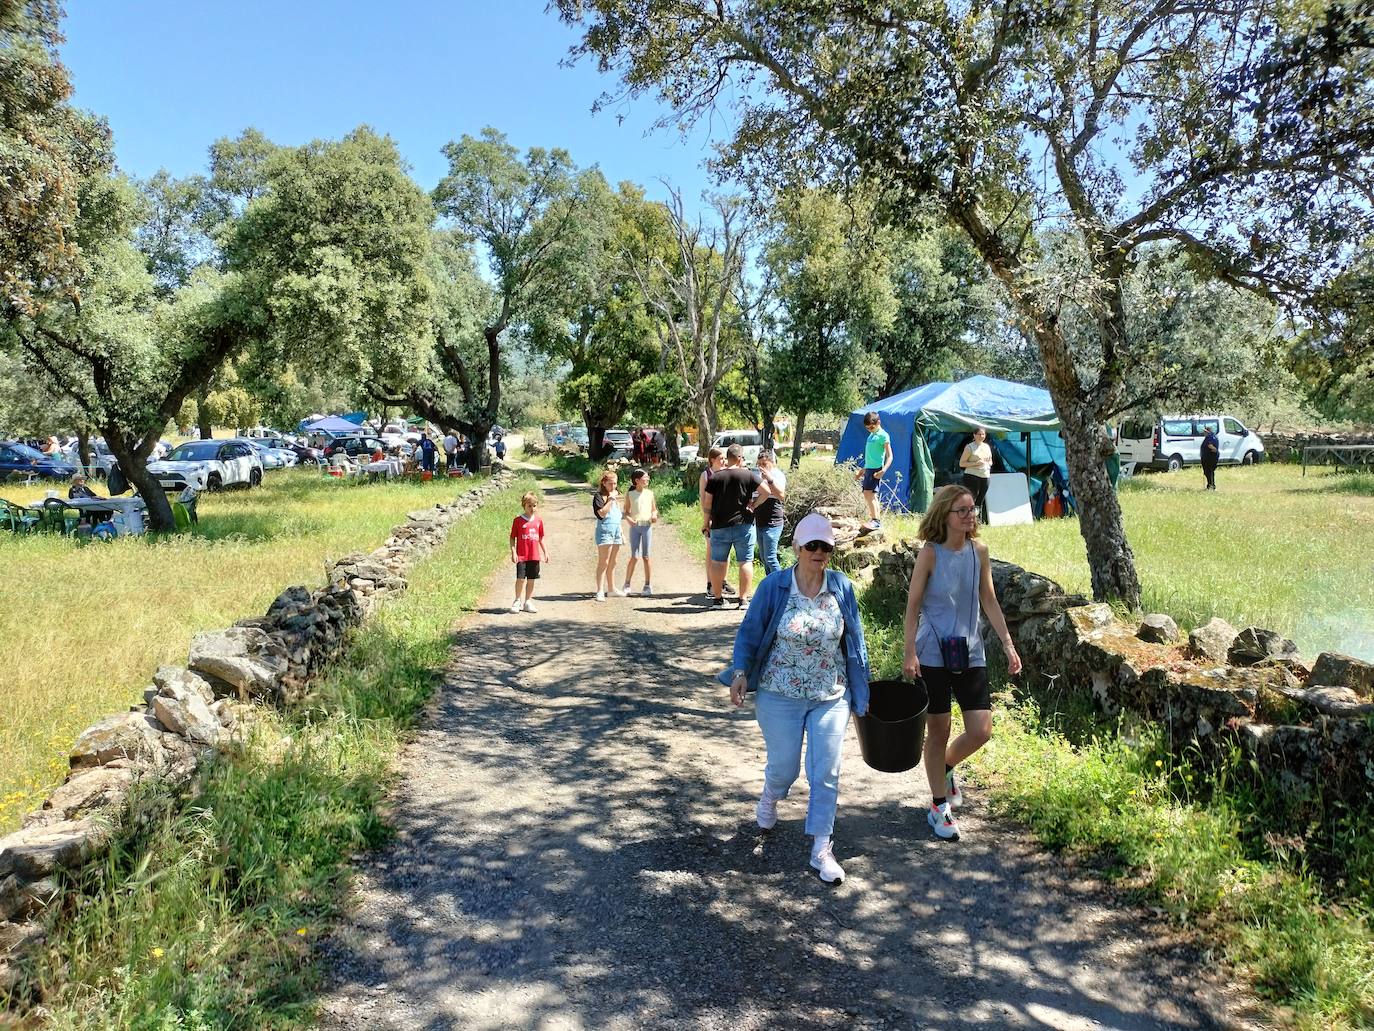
{"left": 6, "top": 443, "right": 46, "bottom": 460}
{"left": 167, "top": 442, "right": 220, "bottom": 462}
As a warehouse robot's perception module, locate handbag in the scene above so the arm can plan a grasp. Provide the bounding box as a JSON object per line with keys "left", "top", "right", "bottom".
{"left": 938, "top": 635, "right": 970, "bottom": 673}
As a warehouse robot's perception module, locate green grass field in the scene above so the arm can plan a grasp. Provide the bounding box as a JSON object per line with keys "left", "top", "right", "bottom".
{"left": 883, "top": 463, "right": 1374, "bottom": 657}
{"left": 0, "top": 469, "right": 479, "bottom": 832}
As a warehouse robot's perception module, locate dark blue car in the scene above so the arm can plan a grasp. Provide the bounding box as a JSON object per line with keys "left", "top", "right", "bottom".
{"left": 0, "top": 441, "right": 77, "bottom": 481}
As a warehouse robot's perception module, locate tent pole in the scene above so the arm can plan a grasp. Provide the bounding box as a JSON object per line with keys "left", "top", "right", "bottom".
{"left": 1025, "top": 433, "right": 1032, "bottom": 497}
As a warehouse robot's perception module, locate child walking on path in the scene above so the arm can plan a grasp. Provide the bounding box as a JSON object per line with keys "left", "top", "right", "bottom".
{"left": 622, "top": 468, "right": 659, "bottom": 596}
{"left": 592, "top": 470, "right": 625, "bottom": 601}
{"left": 509, "top": 491, "right": 550, "bottom": 613}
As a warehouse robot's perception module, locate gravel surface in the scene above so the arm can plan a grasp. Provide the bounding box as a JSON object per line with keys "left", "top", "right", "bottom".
{"left": 318, "top": 475, "right": 1243, "bottom": 1031}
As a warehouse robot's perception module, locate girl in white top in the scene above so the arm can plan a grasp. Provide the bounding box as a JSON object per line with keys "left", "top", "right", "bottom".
{"left": 622, "top": 468, "right": 659, "bottom": 595}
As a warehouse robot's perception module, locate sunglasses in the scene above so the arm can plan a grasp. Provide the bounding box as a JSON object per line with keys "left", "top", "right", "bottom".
{"left": 801, "top": 540, "right": 834, "bottom": 553}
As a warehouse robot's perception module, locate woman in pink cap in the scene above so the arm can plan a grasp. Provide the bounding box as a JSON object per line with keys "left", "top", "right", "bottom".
{"left": 722, "top": 511, "right": 871, "bottom": 885}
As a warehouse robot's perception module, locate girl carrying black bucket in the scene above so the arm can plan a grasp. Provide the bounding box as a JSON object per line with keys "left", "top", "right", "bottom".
{"left": 902, "top": 484, "right": 1021, "bottom": 841}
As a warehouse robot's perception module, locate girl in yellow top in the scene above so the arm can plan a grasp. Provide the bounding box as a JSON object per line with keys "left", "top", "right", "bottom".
{"left": 622, "top": 468, "right": 659, "bottom": 595}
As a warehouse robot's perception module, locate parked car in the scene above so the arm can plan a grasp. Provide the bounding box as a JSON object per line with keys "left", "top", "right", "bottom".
{"left": 62, "top": 439, "right": 120, "bottom": 480}
{"left": 252, "top": 434, "right": 322, "bottom": 464}
{"left": 379, "top": 423, "right": 414, "bottom": 449}
{"left": 680, "top": 429, "right": 762, "bottom": 466}
{"left": 1117, "top": 415, "right": 1265, "bottom": 472}
{"left": 601, "top": 428, "right": 633, "bottom": 457}
{"left": 236, "top": 438, "right": 297, "bottom": 470}
{"left": 324, "top": 434, "right": 389, "bottom": 460}
{"left": 0, "top": 441, "right": 77, "bottom": 481}
{"left": 147, "top": 439, "right": 263, "bottom": 491}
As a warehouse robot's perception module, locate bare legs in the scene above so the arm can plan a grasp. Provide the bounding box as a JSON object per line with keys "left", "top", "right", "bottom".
{"left": 923, "top": 709, "right": 993, "bottom": 798}
{"left": 709, "top": 558, "right": 754, "bottom": 600}
{"left": 863, "top": 489, "right": 879, "bottom": 523}
{"left": 624, "top": 554, "right": 652, "bottom": 589}
{"left": 595, "top": 543, "right": 621, "bottom": 594}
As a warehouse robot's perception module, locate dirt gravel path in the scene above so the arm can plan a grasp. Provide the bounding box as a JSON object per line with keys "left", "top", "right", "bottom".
{"left": 318, "top": 473, "right": 1235, "bottom": 1031}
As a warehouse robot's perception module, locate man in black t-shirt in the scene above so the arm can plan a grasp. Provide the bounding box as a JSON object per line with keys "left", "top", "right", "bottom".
{"left": 704, "top": 444, "right": 763, "bottom": 608}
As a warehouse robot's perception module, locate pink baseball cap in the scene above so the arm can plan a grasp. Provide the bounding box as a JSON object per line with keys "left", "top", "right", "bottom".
{"left": 793, "top": 512, "right": 835, "bottom": 549}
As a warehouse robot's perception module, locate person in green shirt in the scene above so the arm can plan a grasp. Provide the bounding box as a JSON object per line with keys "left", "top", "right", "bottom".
{"left": 853, "top": 411, "right": 893, "bottom": 530}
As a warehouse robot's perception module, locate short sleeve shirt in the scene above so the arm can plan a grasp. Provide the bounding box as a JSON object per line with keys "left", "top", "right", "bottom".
{"left": 865, "top": 428, "right": 890, "bottom": 469}
{"left": 753, "top": 467, "right": 788, "bottom": 529}
{"left": 510, "top": 514, "right": 544, "bottom": 562}
{"left": 705, "top": 466, "right": 762, "bottom": 528}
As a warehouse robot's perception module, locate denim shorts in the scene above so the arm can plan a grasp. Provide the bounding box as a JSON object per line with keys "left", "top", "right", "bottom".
{"left": 628, "top": 523, "right": 653, "bottom": 557}
{"left": 709, "top": 523, "right": 755, "bottom": 563}
{"left": 594, "top": 519, "right": 623, "bottom": 546}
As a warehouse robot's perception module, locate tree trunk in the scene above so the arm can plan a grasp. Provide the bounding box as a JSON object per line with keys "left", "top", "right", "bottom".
{"left": 1035, "top": 320, "right": 1142, "bottom": 607}
{"left": 695, "top": 400, "right": 715, "bottom": 450}
{"left": 75, "top": 427, "right": 91, "bottom": 478}
{"left": 789, "top": 410, "right": 808, "bottom": 470}
{"left": 467, "top": 422, "right": 490, "bottom": 472}
{"left": 104, "top": 430, "right": 175, "bottom": 532}
{"left": 665, "top": 419, "right": 681, "bottom": 466}
{"left": 588, "top": 424, "right": 609, "bottom": 461}
{"left": 760, "top": 407, "right": 777, "bottom": 452}
{"left": 195, "top": 388, "right": 213, "bottom": 440}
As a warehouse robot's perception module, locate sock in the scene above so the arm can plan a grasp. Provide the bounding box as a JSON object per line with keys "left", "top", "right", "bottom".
{"left": 931, "top": 796, "right": 946, "bottom": 808}
{"left": 811, "top": 834, "right": 831, "bottom": 857}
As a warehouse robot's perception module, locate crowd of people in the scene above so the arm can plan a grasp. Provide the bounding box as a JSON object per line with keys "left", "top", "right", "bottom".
{"left": 503, "top": 410, "right": 1022, "bottom": 884}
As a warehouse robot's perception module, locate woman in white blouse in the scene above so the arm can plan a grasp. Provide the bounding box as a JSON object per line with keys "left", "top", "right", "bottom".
{"left": 958, "top": 426, "right": 993, "bottom": 518}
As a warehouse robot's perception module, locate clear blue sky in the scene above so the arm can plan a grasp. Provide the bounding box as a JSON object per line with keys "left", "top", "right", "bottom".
{"left": 61, "top": 1, "right": 725, "bottom": 206}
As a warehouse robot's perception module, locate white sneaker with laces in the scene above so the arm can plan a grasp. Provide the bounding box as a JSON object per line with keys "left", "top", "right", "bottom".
{"left": 946, "top": 770, "right": 963, "bottom": 809}
{"left": 594, "top": 591, "right": 606, "bottom": 602}
{"left": 756, "top": 788, "right": 779, "bottom": 830}
{"left": 642, "top": 584, "right": 653, "bottom": 596}
{"left": 621, "top": 582, "right": 632, "bottom": 595}
{"left": 509, "top": 599, "right": 523, "bottom": 613}
{"left": 928, "top": 801, "right": 960, "bottom": 840}
{"left": 611, "top": 588, "right": 627, "bottom": 598}
{"left": 809, "top": 839, "right": 845, "bottom": 884}
{"left": 522, "top": 600, "right": 538, "bottom": 613}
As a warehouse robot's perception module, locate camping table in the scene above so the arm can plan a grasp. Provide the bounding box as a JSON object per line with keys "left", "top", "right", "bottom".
{"left": 42, "top": 496, "right": 149, "bottom": 535}
{"left": 1301, "top": 443, "right": 1374, "bottom": 475}
{"left": 363, "top": 460, "right": 402, "bottom": 481}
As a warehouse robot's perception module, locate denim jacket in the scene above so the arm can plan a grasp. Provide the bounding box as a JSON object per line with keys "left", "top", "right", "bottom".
{"left": 718, "top": 567, "right": 871, "bottom": 715}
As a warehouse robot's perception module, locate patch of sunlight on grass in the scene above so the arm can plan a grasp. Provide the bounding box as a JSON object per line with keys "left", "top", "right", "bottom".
{"left": 0, "top": 468, "right": 482, "bottom": 832}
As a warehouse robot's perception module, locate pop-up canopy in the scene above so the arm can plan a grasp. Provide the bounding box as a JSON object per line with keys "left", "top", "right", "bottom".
{"left": 836, "top": 375, "right": 1085, "bottom": 513}
{"left": 302, "top": 416, "right": 363, "bottom": 434}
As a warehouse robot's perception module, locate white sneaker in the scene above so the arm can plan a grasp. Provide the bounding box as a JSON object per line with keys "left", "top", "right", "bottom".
{"left": 642, "top": 584, "right": 652, "bottom": 596}
{"left": 594, "top": 591, "right": 606, "bottom": 602}
{"left": 509, "top": 600, "right": 523, "bottom": 613}
{"left": 522, "top": 600, "right": 538, "bottom": 613}
{"left": 756, "top": 789, "right": 779, "bottom": 831}
{"left": 611, "top": 588, "right": 627, "bottom": 597}
{"left": 928, "top": 802, "right": 960, "bottom": 840}
{"left": 621, "top": 583, "right": 632, "bottom": 595}
{"left": 946, "top": 770, "right": 963, "bottom": 809}
{"left": 809, "top": 841, "right": 845, "bottom": 884}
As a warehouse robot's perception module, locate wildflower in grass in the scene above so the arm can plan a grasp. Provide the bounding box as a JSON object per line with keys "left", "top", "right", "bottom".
{"left": 1155, "top": 760, "right": 1163, "bottom": 768}
{"left": 151, "top": 947, "right": 164, "bottom": 959}
{"left": 296, "top": 927, "right": 307, "bottom": 936}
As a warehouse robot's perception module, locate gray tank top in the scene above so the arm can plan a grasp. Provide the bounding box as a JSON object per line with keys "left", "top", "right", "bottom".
{"left": 915, "top": 540, "right": 986, "bottom": 668}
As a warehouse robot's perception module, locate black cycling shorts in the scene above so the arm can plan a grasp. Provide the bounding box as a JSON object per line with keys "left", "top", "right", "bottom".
{"left": 923, "top": 666, "right": 991, "bottom": 715}
{"left": 515, "top": 560, "right": 541, "bottom": 580}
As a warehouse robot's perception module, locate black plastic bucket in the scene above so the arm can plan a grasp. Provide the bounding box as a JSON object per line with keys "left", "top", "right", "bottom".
{"left": 854, "top": 679, "right": 929, "bottom": 773}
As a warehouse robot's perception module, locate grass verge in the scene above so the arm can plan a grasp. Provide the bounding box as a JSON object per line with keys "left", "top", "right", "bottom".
{"left": 14, "top": 475, "right": 535, "bottom": 1030}
{"left": 0, "top": 470, "right": 472, "bottom": 832}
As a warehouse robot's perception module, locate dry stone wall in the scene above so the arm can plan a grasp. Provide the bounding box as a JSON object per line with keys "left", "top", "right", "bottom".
{"left": 860, "top": 535, "right": 1374, "bottom": 804}
{"left": 0, "top": 471, "right": 515, "bottom": 986}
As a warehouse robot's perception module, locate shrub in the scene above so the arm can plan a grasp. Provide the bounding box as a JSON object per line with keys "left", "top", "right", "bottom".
{"left": 782, "top": 461, "right": 866, "bottom": 537}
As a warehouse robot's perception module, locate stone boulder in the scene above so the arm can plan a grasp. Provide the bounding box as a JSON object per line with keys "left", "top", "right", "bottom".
{"left": 152, "top": 690, "right": 220, "bottom": 746}
{"left": 153, "top": 665, "right": 215, "bottom": 705}
{"left": 1137, "top": 614, "right": 1180, "bottom": 644}
{"left": 0, "top": 819, "right": 107, "bottom": 882}
{"left": 1309, "top": 652, "right": 1374, "bottom": 698}
{"left": 1187, "top": 617, "right": 1238, "bottom": 663}
{"left": 69, "top": 712, "right": 165, "bottom": 769}
{"left": 29, "top": 767, "right": 134, "bottom": 825}
{"left": 1228, "top": 627, "right": 1298, "bottom": 667}
{"left": 1291, "top": 685, "right": 1374, "bottom": 718}
{"left": 188, "top": 626, "right": 288, "bottom": 700}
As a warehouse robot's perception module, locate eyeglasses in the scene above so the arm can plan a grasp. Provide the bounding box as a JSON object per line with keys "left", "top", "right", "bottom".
{"left": 951, "top": 506, "right": 978, "bottom": 517}
{"left": 802, "top": 540, "right": 834, "bottom": 553}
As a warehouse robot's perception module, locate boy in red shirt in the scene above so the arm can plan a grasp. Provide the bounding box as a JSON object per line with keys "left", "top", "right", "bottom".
{"left": 509, "top": 491, "right": 549, "bottom": 613}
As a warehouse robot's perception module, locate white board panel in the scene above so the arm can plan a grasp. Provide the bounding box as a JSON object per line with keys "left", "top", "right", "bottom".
{"left": 985, "top": 472, "right": 1033, "bottom": 526}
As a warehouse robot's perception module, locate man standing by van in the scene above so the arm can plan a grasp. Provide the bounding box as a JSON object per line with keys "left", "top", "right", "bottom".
{"left": 1201, "top": 424, "right": 1220, "bottom": 491}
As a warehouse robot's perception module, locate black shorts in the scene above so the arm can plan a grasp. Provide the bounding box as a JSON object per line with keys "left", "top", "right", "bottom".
{"left": 515, "top": 560, "right": 541, "bottom": 580}
{"left": 922, "top": 666, "right": 991, "bottom": 715}
{"left": 862, "top": 467, "right": 882, "bottom": 491}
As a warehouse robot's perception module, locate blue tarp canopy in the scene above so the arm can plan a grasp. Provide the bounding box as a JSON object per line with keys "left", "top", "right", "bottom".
{"left": 836, "top": 375, "right": 1086, "bottom": 513}
{"left": 302, "top": 416, "right": 362, "bottom": 434}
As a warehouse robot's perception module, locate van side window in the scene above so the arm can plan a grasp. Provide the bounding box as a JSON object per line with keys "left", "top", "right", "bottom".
{"left": 1122, "top": 420, "right": 1150, "bottom": 439}
{"left": 1223, "top": 418, "right": 1244, "bottom": 434}
{"left": 1162, "top": 419, "right": 1193, "bottom": 436}
{"left": 1195, "top": 419, "right": 1220, "bottom": 434}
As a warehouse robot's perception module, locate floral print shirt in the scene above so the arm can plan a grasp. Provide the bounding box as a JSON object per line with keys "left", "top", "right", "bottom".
{"left": 758, "top": 579, "right": 847, "bottom": 701}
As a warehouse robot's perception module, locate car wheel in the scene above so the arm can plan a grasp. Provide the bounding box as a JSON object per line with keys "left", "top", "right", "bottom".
{"left": 1242, "top": 450, "right": 1258, "bottom": 466}
{"left": 249, "top": 468, "right": 262, "bottom": 487}
{"left": 206, "top": 473, "right": 223, "bottom": 492}
{"left": 1167, "top": 454, "right": 1184, "bottom": 472}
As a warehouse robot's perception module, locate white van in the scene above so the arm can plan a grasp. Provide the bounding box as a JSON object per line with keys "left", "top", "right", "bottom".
{"left": 1118, "top": 415, "right": 1265, "bottom": 472}
{"left": 681, "top": 429, "right": 762, "bottom": 465}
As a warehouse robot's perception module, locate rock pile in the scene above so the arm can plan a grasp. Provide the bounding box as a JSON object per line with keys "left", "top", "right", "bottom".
{"left": 0, "top": 471, "right": 515, "bottom": 988}
{"left": 865, "top": 535, "right": 1374, "bottom": 806}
